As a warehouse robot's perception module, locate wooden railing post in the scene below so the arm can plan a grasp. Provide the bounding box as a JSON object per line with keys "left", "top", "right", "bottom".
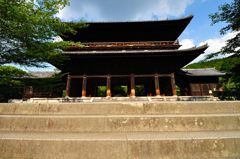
{"left": 130, "top": 74, "right": 136, "bottom": 97}
{"left": 106, "top": 75, "right": 111, "bottom": 97}
{"left": 82, "top": 76, "right": 87, "bottom": 97}
{"left": 66, "top": 74, "right": 71, "bottom": 97}
{"left": 154, "top": 74, "right": 161, "bottom": 96}
{"left": 171, "top": 73, "right": 177, "bottom": 96}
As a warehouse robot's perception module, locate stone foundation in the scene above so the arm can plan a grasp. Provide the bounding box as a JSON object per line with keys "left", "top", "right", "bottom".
{"left": 9, "top": 96, "right": 219, "bottom": 103}
{"left": 0, "top": 102, "right": 239, "bottom": 158}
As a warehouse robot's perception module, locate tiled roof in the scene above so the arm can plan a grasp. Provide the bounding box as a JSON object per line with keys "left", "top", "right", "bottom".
{"left": 181, "top": 68, "right": 225, "bottom": 76}
{"left": 28, "top": 72, "right": 58, "bottom": 78}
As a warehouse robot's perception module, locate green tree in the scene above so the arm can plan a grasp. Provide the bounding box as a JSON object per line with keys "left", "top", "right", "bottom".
{"left": 208, "top": 0, "right": 240, "bottom": 58}
{"left": 207, "top": 0, "right": 240, "bottom": 100}
{"left": 0, "top": 66, "right": 28, "bottom": 102}
{"left": 0, "top": 0, "right": 83, "bottom": 67}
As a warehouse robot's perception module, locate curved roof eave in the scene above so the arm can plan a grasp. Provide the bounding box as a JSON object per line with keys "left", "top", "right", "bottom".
{"left": 83, "top": 15, "right": 194, "bottom": 24}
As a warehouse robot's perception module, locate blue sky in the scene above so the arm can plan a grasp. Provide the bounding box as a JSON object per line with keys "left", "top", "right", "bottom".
{"left": 57, "top": 0, "right": 231, "bottom": 43}
{"left": 20, "top": 0, "right": 234, "bottom": 71}
{"left": 180, "top": 0, "right": 230, "bottom": 44}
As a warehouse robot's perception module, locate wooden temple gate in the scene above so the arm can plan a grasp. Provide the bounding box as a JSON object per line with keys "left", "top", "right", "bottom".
{"left": 58, "top": 16, "right": 215, "bottom": 98}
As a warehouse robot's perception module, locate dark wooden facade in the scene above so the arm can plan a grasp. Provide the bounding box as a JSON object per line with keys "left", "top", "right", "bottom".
{"left": 176, "top": 68, "right": 225, "bottom": 96}
{"left": 55, "top": 16, "right": 223, "bottom": 97}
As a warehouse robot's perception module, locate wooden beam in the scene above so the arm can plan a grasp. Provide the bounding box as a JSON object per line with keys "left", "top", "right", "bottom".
{"left": 82, "top": 76, "right": 87, "bottom": 97}
{"left": 171, "top": 73, "right": 177, "bottom": 96}
{"left": 66, "top": 75, "right": 71, "bottom": 97}
{"left": 106, "top": 76, "right": 111, "bottom": 97}
{"left": 154, "top": 75, "right": 161, "bottom": 96}
{"left": 70, "top": 74, "right": 172, "bottom": 79}
{"left": 130, "top": 74, "right": 136, "bottom": 97}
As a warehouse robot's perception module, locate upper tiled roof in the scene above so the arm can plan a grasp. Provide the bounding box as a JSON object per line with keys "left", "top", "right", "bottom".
{"left": 61, "top": 16, "right": 193, "bottom": 42}
{"left": 181, "top": 68, "right": 225, "bottom": 77}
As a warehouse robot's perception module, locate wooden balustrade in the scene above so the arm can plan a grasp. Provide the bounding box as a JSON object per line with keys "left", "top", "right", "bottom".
{"left": 65, "top": 41, "right": 181, "bottom": 51}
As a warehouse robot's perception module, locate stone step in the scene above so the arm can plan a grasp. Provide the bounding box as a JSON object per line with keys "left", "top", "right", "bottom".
{"left": 0, "top": 131, "right": 240, "bottom": 159}
{"left": 1, "top": 114, "right": 239, "bottom": 132}
{"left": 1, "top": 102, "right": 240, "bottom": 115}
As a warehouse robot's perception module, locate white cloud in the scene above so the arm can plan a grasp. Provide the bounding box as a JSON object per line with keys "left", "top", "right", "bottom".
{"left": 179, "top": 39, "right": 195, "bottom": 49}
{"left": 57, "top": 0, "right": 194, "bottom": 21}
{"left": 185, "top": 32, "right": 238, "bottom": 63}
{"left": 199, "top": 32, "right": 237, "bottom": 54}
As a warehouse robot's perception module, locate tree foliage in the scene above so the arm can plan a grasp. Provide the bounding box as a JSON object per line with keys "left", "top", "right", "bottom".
{"left": 203, "top": 0, "right": 240, "bottom": 100}
{"left": 186, "top": 56, "right": 240, "bottom": 72}
{"left": 0, "top": 66, "right": 28, "bottom": 102}
{"left": 0, "top": 0, "right": 84, "bottom": 67}
{"left": 208, "top": 0, "right": 240, "bottom": 58}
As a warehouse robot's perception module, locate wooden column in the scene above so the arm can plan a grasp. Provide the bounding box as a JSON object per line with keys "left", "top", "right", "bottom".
{"left": 130, "top": 74, "right": 136, "bottom": 97}
{"left": 171, "top": 73, "right": 177, "bottom": 96}
{"left": 66, "top": 75, "right": 71, "bottom": 97}
{"left": 154, "top": 74, "right": 161, "bottom": 96}
{"left": 82, "top": 76, "right": 87, "bottom": 97}
{"left": 106, "top": 75, "right": 111, "bottom": 97}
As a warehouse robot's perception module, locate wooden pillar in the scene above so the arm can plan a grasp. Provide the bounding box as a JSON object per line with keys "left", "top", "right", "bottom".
{"left": 154, "top": 74, "right": 161, "bottom": 96}
{"left": 106, "top": 75, "right": 111, "bottom": 97}
{"left": 82, "top": 76, "right": 87, "bottom": 97}
{"left": 171, "top": 73, "right": 177, "bottom": 96}
{"left": 66, "top": 75, "right": 71, "bottom": 97}
{"left": 130, "top": 74, "right": 136, "bottom": 97}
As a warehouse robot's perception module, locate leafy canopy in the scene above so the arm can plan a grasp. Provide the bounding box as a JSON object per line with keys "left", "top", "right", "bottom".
{"left": 208, "top": 0, "right": 240, "bottom": 58}
{"left": 206, "top": 0, "right": 240, "bottom": 99}
{"left": 185, "top": 56, "right": 240, "bottom": 72}
{"left": 0, "top": 66, "right": 28, "bottom": 102}
{"left": 0, "top": 65, "right": 27, "bottom": 78}
{"left": 0, "top": 0, "right": 83, "bottom": 67}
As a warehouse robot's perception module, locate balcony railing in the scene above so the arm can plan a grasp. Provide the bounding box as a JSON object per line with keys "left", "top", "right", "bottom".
{"left": 64, "top": 41, "right": 181, "bottom": 51}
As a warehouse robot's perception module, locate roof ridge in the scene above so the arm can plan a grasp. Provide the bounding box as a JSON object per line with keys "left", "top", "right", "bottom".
{"left": 183, "top": 67, "right": 216, "bottom": 70}
{"left": 64, "top": 15, "right": 194, "bottom": 23}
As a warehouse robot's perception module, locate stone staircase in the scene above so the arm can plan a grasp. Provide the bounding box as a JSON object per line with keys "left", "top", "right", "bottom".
{"left": 0, "top": 101, "right": 240, "bottom": 159}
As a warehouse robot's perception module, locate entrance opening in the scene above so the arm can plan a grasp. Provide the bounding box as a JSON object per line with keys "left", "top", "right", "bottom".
{"left": 111, "top": 77, "right": 130, "bottom": 97}
{"left": 136, "top": 85, "right": 145, "bottom": 96}
{"left": 96, "top": 86, "right": 107, "bottom": 97}
{"left": 70, "top": 78, "right": 82, "bottom": 97}
{"left": 135, "top": 77, "right": 155, "bottom": 96}
{"left": 159, "top": 77, "right": 172, "bottom": 96}
{"left": 86, "top": 77, "right": 106, "bottom": 97}
{"left": 112, "top": 85, "right": 128, "bottom": 97}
